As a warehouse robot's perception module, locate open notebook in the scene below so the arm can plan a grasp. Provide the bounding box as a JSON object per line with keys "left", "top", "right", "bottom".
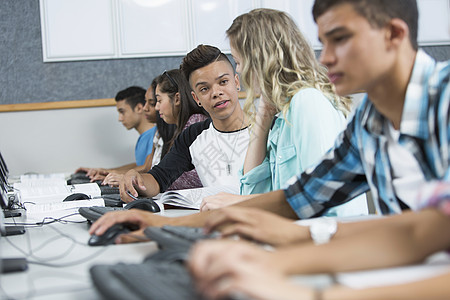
{"left": 156, "top": 185, "right": 238, "bottom": 209}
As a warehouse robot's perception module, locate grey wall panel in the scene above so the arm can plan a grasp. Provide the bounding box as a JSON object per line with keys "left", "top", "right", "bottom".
{"left": 1, "top": 0, "right": 449, "bottom": 105}
{"left": 0, "top": 0, "right": 183, "bottom": 105}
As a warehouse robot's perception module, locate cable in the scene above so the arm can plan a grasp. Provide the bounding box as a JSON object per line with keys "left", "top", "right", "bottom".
{"left": 3, "top": 213, "right": 102, "bottom": 265}
{"left": 3, "top": 213, "right": 88, "bottom": 227}
{"left": 27, "top": 247, "right": 108, "bottom": 268}
{"left": 0, "top": 214, "right": 110, "bottom": 299}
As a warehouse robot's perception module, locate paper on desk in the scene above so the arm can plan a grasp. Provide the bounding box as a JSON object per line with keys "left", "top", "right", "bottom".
{"left": 19, "top": 173, "right": 66, "bottom": 182}
{"left": 24, "top": 198, "right": 105, "bottom": 223}
{"left": 336, "top": 252, "right": 450, "bottom": 289}
{"left": 14, "top": 182, "right": 101, "bottom": 204}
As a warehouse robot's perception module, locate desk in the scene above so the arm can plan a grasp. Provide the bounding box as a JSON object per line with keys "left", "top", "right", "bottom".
{"left": 2, "top": 209, "right": 450, "bottom": 300}
{"left": 0, "top": 208, "right": 196, "bottom": 300}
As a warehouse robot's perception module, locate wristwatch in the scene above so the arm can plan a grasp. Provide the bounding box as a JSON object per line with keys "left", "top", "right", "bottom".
{"left": 309, "top": 218, "right": 337, "bottom": 245}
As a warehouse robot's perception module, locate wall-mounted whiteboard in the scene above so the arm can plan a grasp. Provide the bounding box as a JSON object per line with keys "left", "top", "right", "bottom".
{"left": 117, "top": 0, "right": 189, "bottom": 57}
{"left": 261, "top": 0, "right": 320, "bottom": 48}
{"left": 40, "top": 0, "right": 116, "bottom": 61}
{"left": 191, "top": 0, "right": 255, "bottom": 52}
{"left": 262, "top": 0, "right": 450, "bottom": 49}
{"left": 418, "top": 0, "right": 450, "bottom": 45}
{"left": 40, "top": 0, "right": 450, "bottom": 62}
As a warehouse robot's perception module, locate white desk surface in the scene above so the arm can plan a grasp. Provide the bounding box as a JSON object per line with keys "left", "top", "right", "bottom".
{"left": 2, "top": 207, "right": 450, "bottom": 300}
{"left": 0, "top": 208, "right": 196, "bottom": 300}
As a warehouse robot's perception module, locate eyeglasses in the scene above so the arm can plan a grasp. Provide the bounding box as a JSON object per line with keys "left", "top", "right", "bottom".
{"left": 163, "top": 70, "right": 178, "bottom": 91}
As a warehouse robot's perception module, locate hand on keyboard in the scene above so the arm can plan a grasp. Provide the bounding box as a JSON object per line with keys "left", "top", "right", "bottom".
{"left": 88, "top": 209, "right": 168, "bottom": 244}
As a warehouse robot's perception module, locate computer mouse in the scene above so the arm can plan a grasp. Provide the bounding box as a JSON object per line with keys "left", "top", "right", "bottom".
{"left": 124, "top": 198, "right": 161, "bottom": 213}
{"left": 88, "top": 223, "right": 131, "bottom": 246}
{"left": 63, "top": 193, "right": 90, "bottom": 202}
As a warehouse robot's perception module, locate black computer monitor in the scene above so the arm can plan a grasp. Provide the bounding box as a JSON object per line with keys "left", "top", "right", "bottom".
{"left": 0, "top": 169, "right": 11, "bottom": 210}
{"left": 0, "top": 166, "right": 10, "bottom": 196}
{"left": 0, "top": 158, "right": 12, "bottom": 210}
{"left": 0, "top": 186, "right": 8, "bottom": 209}
{"left": 0, "top": 165, "right": 22, "bottom": 218}
{"left": 0, "top": 151, "right": 8, "bottom": 177}
{"left": 0, "top": 150, "right": 12, "bottom": 194}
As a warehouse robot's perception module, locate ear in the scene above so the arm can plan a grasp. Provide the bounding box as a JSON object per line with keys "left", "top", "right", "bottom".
{"left": 134, "top": 102, "right": 144, "bottom": 113}
{"left": 191, "top": 91, "right": 201, "bottom": 107}
{"left": 174, "top": 92, "right": 181, "bottom": 106}
{"left": 234, "top": 73, "right": 241, "bottom": 91}
{"left": 385, "top": 18, "right": 409, "bottom": 49}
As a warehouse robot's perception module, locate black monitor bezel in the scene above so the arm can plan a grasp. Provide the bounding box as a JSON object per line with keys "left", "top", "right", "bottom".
{"left": 0, "top": 152, "right": 9, "bottom": 177}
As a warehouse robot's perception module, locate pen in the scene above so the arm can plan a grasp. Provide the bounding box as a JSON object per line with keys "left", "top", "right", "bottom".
{"left": 126, "top": 190, "right": 139, "bottom": 201}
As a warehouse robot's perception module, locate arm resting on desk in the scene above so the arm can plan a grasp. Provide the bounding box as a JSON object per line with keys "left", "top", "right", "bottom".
{"left": 324, "top": 271, "right": 450, "bottom": 300}
{"left": 273, "top": 208, "right": 450, "bottom": 275}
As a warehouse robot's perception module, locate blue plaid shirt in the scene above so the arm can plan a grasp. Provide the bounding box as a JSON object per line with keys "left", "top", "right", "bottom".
{"left": 284, "top": 50, "right": 450, "bottom": 218}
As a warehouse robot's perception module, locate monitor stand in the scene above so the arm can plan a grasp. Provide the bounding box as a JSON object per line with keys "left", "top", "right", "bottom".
{"left": 1, "top": 258, "right": 28, "bottom": 273}
{"left": 3, "top": 210, "right": 21, "bottom": 218}
{"left": 1, "top": 225, "right": 25, "bottom": 236}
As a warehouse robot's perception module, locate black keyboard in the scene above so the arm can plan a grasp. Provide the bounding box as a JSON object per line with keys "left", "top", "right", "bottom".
{"left": 78, "top": 206, "right": 124, "bottom": 222}
{"left": 79, "top": 198, "right": 159, "bottom": 222}
{"left": 144, "top": 225, "right": 220, "bottom": 250}
{"left": 67, "top": 172, "right": 120, "bottom": 195}
{"left": 99, "top": 185, "right": 120, "bottom": 195}
{"left": 91, "top": 260, "right": 201, "bottom": 300}
{"left": 90, "top": 248, "right": 240, "bottom": 300}
{"left": 67, "top": 172, "right": 91, "bottom": 185}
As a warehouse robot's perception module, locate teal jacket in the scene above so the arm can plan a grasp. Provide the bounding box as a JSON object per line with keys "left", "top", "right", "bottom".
{"left": 240, "top": 88, "right": 367, "bottom": 217}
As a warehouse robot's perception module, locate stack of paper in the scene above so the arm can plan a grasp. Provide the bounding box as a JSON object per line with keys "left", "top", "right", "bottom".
{"left": 13, "top": 175, "right": 104, "bottom": 222}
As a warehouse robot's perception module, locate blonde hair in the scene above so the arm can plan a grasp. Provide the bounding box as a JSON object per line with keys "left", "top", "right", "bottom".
{"left": 226, "top": 8, "right": 351, "bottom": 124}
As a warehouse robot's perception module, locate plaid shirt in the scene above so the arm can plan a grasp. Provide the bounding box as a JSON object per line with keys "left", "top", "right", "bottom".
{"left": 284, "top": 50, "right": 450, "bottom": 218}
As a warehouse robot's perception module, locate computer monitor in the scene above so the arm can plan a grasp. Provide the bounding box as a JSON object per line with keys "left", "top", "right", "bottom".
{"left": 0, "top": 184, "right": 8, "bottom": 210}
{"left": 0, "top": 161, "right": 13, "bottom": 210}
{"left": 0, "top": 163, "right": 10, "bottom": 207}
{"left": 0, "top": 174, "right": 21, "bottom": 217}
{"left": 0, "top": 151, "right": 9, "bottom": 177}
{"left": 0, "top": 150, "right": 10, "bottom": 190}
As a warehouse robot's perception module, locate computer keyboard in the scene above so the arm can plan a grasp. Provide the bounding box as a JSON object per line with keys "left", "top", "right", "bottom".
{"left": 90, "top": 248, "right": 242, "bottom": 300}
{"left": 78, "top": 206, "right": 124, "bottom": 222}
{"left": 91, "top": 259, "right": 201, "bottom": 300}
{"left": 144, "top": 225, "right": 221, "bottom": 250}
{"left": 67, "top": 172, "right": 91, "bottom": 185}
{"left": 67, "top": 173, "right": 120, "bottom": 195}
{"left": 79, "top": 197, "right": 160, "bottom": 222}
{"left": 99, "top": 185, "right": 120, "bottom": 195}
{"left": 91, "top": 206, "right": 124, "bottom": 214}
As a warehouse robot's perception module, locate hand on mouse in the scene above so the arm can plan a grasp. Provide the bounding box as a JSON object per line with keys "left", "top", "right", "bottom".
{"left": 88, "top": 209, "right": 168, "bottom": 244}
{"left": 119, "top": 169, "right": 148, "bottom": 203}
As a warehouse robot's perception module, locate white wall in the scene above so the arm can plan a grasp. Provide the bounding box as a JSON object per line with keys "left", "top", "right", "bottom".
{"left": 0, "top": 106, "right": 138, "bottom": 176}
{"left": 0, "top": 94, "right": 364, "bottom": 177}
